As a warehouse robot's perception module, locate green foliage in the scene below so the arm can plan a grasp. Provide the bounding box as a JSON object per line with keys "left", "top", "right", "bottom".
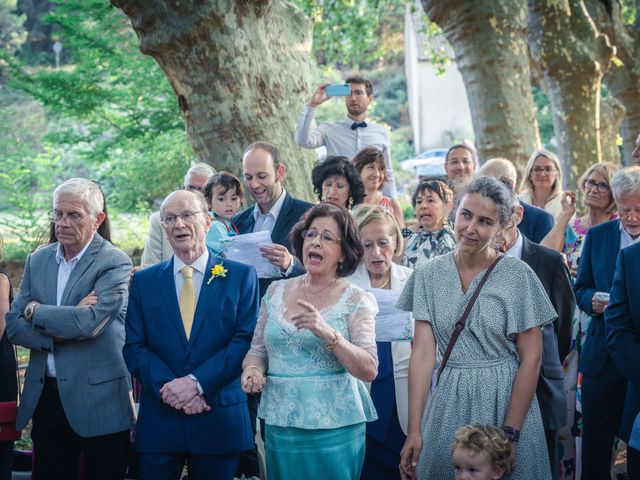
{"left": 294, "top": 0, "right": 405, "bottom": 67}
{"left": 532, "top": 86, "right": 554, "bottom": 148}
{"left": 5, "top": 0, "right": 191, "bottom": 211}
{"left": 0, "top": 0, "right": 26, "bottom": 56}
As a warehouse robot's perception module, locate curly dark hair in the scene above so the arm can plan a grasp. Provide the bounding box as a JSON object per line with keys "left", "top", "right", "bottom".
{"left": 289, "top": 203, "right": 363, "bottom": 277}
{"left": 311, "top": 156, "right": 365, "bottom": 208}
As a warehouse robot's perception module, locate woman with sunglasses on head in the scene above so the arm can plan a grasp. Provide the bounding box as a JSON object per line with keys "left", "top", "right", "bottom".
{"left": 539, "top": 162, "right": 619, "bottom": 480}
{"left": 241, "top": 203, "right": 378, "bottom": 479}
{"left": 519, "top": 149, "right": 565, "bottom": 221}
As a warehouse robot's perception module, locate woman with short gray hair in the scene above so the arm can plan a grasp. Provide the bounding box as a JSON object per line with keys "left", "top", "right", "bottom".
{"left": 398, "top": 176, "right": 555, "bottom": 479}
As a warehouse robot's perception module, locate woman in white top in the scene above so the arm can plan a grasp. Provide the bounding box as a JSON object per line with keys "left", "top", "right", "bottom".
{"left": 519, "top": 148, "right": 565, "bottom": 221}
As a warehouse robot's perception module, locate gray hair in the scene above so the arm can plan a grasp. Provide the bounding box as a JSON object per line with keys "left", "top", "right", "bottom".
{"left": 184, "top": 163, "right": 216, "bottom": 184}
{"left": 479, "top": 158, "right": 518, "bottom": 190}
{"left": 53, "top": 178, "right": 104, "bottom": 217}
{"left": 611, "top": 166, "right": 640, "bottom": 202}
{"left": 461, "top": 176, "right": 516, "bottom": 226}
{"left": 160, "top": 190, "right": 209, "bottom": 218}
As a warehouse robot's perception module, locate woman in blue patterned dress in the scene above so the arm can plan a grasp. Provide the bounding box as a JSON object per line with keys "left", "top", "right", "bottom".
{"left": 403, "top": 180, "right": 456, "bottom": 268}
{"left": 398, "top": 177, "right": 555, "bottom": 480}
{"left": 241, "top": 203, "right": 378, "bottom": 479}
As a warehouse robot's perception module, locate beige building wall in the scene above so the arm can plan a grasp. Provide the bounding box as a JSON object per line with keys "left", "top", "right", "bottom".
{"left": 404, "top": 4, "right": 474, "bottom": 153}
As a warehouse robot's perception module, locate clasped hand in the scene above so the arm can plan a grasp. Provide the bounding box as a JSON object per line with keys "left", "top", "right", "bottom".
{"left": 241, "top": 368, "right": 266, "bottom": 395}
{"left": 160, "top": 376, "right": 210, "bottom": 415}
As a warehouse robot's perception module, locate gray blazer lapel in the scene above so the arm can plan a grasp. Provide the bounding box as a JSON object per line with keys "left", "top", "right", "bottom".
{"left": 61, "top": 235, "right": 103, "bottom": 306}
{"left": 41, "top": 246, "right": 59, "bottom": 305}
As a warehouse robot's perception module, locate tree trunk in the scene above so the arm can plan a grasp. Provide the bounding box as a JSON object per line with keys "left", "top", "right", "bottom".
{"left": 600, "top": 95, "right": 625, "bottom": 164}
{"left": 110, "top": 0, "right": 317, "bottom": 200}
{"left": 528, "top": 0, "right": 615, "bottom": 187}
{"left": 589, "top": 0, "right": 640, "bottom": 166}
{"left": 423, "top": 0, "right": 540, "bottom": 167}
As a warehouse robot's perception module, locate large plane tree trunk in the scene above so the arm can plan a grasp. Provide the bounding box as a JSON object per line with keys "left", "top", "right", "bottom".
{"left": 111, "top": 0, "right": 316, "bottom": 200}
{"left": 528, "top": 0, "right": 615, "bottom": 186}
{"left": 589, "top": 0, "right": 640, "bottom": 166}
{"left": 423, "top": 0, "right": 540, "bottom": 167}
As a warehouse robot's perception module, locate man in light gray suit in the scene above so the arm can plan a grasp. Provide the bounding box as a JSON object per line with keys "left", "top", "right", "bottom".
{"left": 6, "top": 178, "right": 133, "bottom": 480}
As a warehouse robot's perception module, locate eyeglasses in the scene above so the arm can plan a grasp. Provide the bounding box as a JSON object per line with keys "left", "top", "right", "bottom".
{"left": 532, "top": 166, "right": 556, "bottom": 175}
{"left": 584, "top": 179, "right": 610, "bottom": 193}
{"left": 162, "top": 210, "right": 205, "bottom": 226}
{"left": 301, "top": 229, "right": 342, "bottom": 245}
{"left": 48, "top": 210, "right": 90, "bottom": 224}
{"left": 349, "top": 89, "right": 367, "bottom": 97}
{"left": 183, "top": 184, "right": 202, "bottom": 192}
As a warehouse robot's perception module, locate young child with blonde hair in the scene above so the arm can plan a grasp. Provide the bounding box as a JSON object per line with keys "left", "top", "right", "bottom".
{"left": 451, "top": 424, "right": 511, "bottom": 480}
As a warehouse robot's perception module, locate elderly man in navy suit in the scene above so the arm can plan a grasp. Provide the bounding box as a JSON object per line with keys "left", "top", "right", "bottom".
{"left": 606, "top": 241, "right": 640, "bottom": 478}
{"left": 6, "top": 178, "right": 133, "bottom": 480}
{"left": 575, "top": 166, "right": 640, "bottom": 479}
{"left": 124, "top": 189, "right": 260, "bottom": 480}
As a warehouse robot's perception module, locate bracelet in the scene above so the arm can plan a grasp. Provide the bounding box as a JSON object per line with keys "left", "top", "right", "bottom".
{"left": 325, "top": 329, "right": 342, "bottom": 351}
{"left": 243, "top": 365, "right": 264, "bottom": 376}
{"left": 501, "top": 426, "right": 521, "bottom": 443}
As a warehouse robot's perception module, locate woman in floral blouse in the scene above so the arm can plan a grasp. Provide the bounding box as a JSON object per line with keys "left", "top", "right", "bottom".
{"left": 403, "top": 180, "right": 456, "bottom": 268}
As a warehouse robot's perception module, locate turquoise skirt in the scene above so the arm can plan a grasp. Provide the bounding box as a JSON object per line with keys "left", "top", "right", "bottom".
{"left": 265, "top": 422, "right": 366, "bottom": 480}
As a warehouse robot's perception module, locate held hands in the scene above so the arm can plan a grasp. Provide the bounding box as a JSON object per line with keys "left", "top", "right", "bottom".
{"left": 241, "top": 366, "right": 266, "bottom": 394}
{"left": 399, "top": 432, "right": 423, "bottom": 480}
{"left": 591, "top": 294, "right": 609, "bottom": 314}
{"left": 160, "top": 376, "right": 201, "bottom": 411}
{"left": 291, "top": 300, "right": 333, "bottom": 340}
{"left": 260, "top": 244, "right": 292, "bottom": 272}
{"left": 309, "top": 83, "right": 331, "bottom": 108}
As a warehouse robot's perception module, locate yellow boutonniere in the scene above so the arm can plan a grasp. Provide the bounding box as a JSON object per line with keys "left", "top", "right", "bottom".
{"left": 207, "top": 263, "right": 228, "bottom": 284}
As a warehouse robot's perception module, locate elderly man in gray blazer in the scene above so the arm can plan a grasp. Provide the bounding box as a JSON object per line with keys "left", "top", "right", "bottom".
{"left": 6, "top": 178, "right": 133, "bottom": 480}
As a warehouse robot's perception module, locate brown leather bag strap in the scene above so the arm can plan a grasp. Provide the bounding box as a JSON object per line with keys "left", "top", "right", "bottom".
{"left": 437, "top": 255, "right": 504, "bottom": 386}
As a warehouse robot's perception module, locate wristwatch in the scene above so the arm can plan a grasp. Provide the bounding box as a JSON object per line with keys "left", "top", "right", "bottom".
{"left": 24, "top": 302, "right": 39, "bottom": 322}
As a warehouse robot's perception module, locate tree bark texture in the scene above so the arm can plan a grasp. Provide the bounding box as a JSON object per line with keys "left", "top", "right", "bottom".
{"left": 423, "top": 0, "right": 540, "bottom": 168}
{"left": 528, "top": 0, "right": 615, "bottom": 187}
{"left": 600, "top": 95, "right": 625, "bottom": 164}
{"left": 111, "top": 0, "right": 317, "bottom": 200}
{"left": 589, "top": 0, "right": 640, "bottom": 166}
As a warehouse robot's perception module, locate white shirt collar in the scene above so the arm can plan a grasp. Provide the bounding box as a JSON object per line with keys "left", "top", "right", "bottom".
{"left": 55, "top": 234, "right": 94, "bottom": 265}
{"left": 173, "top": 248, "right": 210, "bottom": 276}
{"left": 253, "top": 188, "right": 287, "bottom": 222}
{"left": 344, "top": 116, "right": 369, "bottom": 126}
{"left": 505, "top": 230, "right": 524, "bottom": 259}
{"left": 620, "top": 221, "right": 640, "bottom": 248}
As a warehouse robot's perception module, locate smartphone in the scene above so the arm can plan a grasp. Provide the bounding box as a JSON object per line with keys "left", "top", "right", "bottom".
{"left": 325, "top": 83, "right": 351, "bottom": 97}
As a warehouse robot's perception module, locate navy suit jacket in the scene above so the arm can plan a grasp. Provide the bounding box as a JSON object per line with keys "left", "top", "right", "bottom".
{"left": 518, "top": 201, "right": 554, "bottom": 244}
{"left": 605, "top": 242, "right": 640, "bottom": 442}
{"left": 574, "top": 219, "right": 622, "bottom": 377}
{"left": 520, "top": 236, "right": 574, "bottom": 431}
{"left": 124, "top": 251, "right": 260, "bottom": 455}
{"left": 233, "top": 192, "right": 313, "bottom": 298}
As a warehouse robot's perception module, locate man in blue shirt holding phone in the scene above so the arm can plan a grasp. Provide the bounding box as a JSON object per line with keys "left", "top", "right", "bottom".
{"left": 295, "top": 75, "right": 396, "bottom": 198}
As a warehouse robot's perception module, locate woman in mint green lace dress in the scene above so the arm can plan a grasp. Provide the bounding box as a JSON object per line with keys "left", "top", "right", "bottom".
{"left": 241, "top": 203, "right": 378, "bottom": 479}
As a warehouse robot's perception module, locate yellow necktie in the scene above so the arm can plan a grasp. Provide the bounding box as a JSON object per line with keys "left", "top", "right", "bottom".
{"left": 179, "top": 266, "right": 195, "bottom": 339}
